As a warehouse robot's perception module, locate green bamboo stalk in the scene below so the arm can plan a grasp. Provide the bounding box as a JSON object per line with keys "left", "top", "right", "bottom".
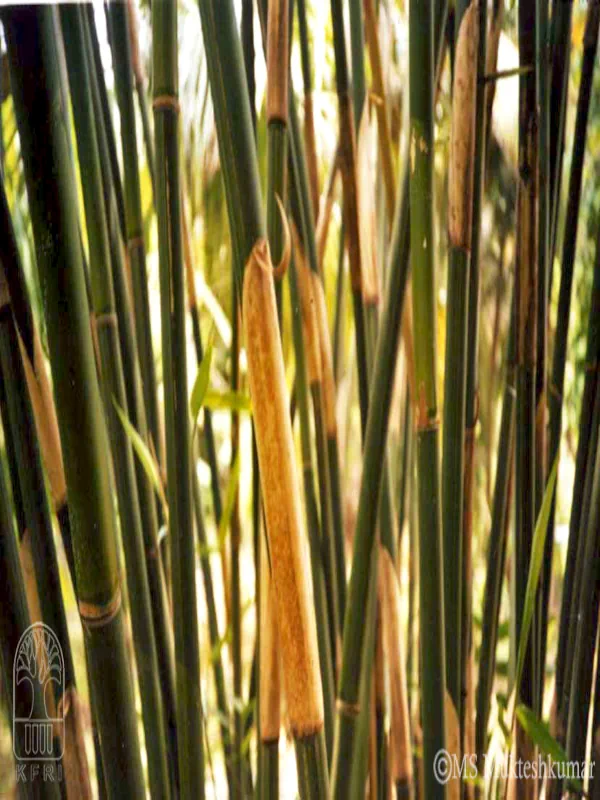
{"left": 86, "top": 5, "right": 126, "bottom": 242}
{"left": 363, "top": 300, "right": 398, "bottom": 563}
{"left": 349, "top": 553, "right": 379, "bottom": 797}
{"left": 230, "top": 277, "right": 244, "bottom": 796}
{"left": 191, "top": 473, "right": 233, "bottom": 795}
{"left": 183, "top": 210, "right": 223, "bottom": 526}
{"left": 475, "top": 312, "right": 516, "bottom": 771}
{"left": 0, "top": 457, "right": 61, "bottom": 800}
{"left": 546, "top": 0, "right": 600, "bottom": 737}
{"left": 108, "top": 1, "right": 162, "bottom": 467}
{"left": 533, "top": 0, "right": 550, "bottom": 718}
{"left": 153, "top": 0, "right": 204, "bottom": 794}
{"left": 288, "top": 240, "right": 336, "bottom": 760}
{"left": 375, "top": 616, "right": 389, "bottom": 800}
{"left": 82, "top": 13, "right": 179, "bottom": 773}
{"left": 198, "top": 0, "right": 329, "bottom": 790}
{"left": 242, "top": 0, "right": 257, "bottom": 133}
{"left": 557, "top": 376, "right": 600, "bottom": 746}
{"left": 296, "top": 0, "right": 320, "bottom": 220}
{"left": 0, "top": 191, "right": 92, "bottom": 798}
{"left": 0, "top": 193, "right": 103, "bottom": 792}
{"left": 397, "top": 392, "right": 413, "bottom": 553}
{"left": 288, "top": 95, "right": 346, "bottom": 636}
{"left": 590, "top": 631, "right": 600, "bottom": 800}
{"left": 330, "top": 152, "right": 411, "bottom": 798}
{"left": 330, "top": 1, "right": 449, "bottom": 788}
{"left": 348, "top": 0, "right": 366, "bottom": 124}
{"left": 332, "top": 222, "right": 346, "bottom": 385}
{"left": 329, "top": 0, "right": 370, "bottom": 436}
{"left": 563, "top": 384, "right": 600, "bottom": 775}
{"left": 237, "top": 8, "right": 256, "bottom": 783}
{"left": 551, "top": 221, "right": 600, "bottom": 752}
{"left": 266, "top": 0, "right": 289, "bottom": 322}
{"left": 409, "top": 0, "right": 447, "bottom": 794}
{"left": 3, "top": 7, "right": 146, "bottom": 794}
{"left": 60, "top": 8, "right": 172, "bottom": 798}
{"left": 462, "top": 0, "right": 490, "bottom": 738}
{"left": 547, "top": 0, "right": 573, "bottom": 278}
{"left": 514, "top": 0, "right": 538, "bottom": 776}
{"left": 258, "top": 536, "right": 281, "bottom": 800}
{"left": 442, "top": 0, "right": 478, "bottom": 729}
{"left": 126, "top": 0, "right": 156, "bottom": 194}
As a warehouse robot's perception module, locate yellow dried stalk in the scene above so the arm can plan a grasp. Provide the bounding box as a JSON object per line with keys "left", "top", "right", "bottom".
{"left": 338, "top": 95, "right": 363, "bottom": 293}
{"left": 60, "top": 688, "right": 93, "bottom": 800}
{"left": 19, "top": 330, "right": 67, "bottom": 511}
{"left": 378, "top": 546, "right": 413, "bottom": 788}
{"left": 304, "top": 91, "right": 320, "bottom": 222}
{"left": 243, "top": 239, "right": 324, "bottom": 737}
{"left": 357, "top": 106, "right": 380, "bottom": 306}
{"left": 448, "top": 1, "right": 479, "bottom": 250}
{"left": 259, "top": 534, "right": 281, "bottom": 742}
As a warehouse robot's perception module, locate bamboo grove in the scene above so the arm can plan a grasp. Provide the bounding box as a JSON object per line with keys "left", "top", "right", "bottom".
{"left": 0, "top": 0, "right": 600, "bottom": 797}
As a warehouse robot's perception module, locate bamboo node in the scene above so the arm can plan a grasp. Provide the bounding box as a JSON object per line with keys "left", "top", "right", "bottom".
{"left": 152, "top": 94, "right": 180, "bottom": 114}
{"left": 272, "top": 194, "right": 291, "bottom": 280}
{"left": 549, "top": 381, "right": 562, "bottom": 402}
{"left": 79, "top": 589, "right": 122, "bottom": 629}
{"left": 248, "top": 238, "right": 271, "bottom": 274}
{"left": 127, "top": 235, "right": 145, "bottom": 252}
{"left": 94, "top": 311, "right": 118, "bottom": 330}
{"left": 336, "top": 698, "right": 361, "bottom": 717}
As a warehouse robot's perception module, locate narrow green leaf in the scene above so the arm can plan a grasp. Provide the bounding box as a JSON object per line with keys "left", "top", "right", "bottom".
{"left": 514, "top": 456, "right": 558, "bottom": 696}
{"left": 113, "top": 397, "right": 163, "bottom": 501}
{"left": 217, "top": 450, "right": 242, "bottom": 550}
{"left": 515, "top": 705, "right": 583, "bottom": 793}
{"left": 203, "top": 389, "right": 252, "bottom": 413}
{"left": 190, "top": 327, "right": 215, "bottom": 428}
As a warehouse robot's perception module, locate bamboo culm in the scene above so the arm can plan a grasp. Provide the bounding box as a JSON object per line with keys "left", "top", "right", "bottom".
{"left": 4, "top": 7, "right": 146, "bottom": 793}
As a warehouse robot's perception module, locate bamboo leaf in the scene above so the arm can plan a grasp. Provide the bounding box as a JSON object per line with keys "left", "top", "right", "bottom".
{"left": 514, "top": 457, "right": 558, "bottom": 696}
{"left": 217, "top": 450, "right": 242, "bottom": 551}
{"left": 113, "top": 398, "right": 165, "bottom": 509}
{"left": 203, "top": 389, "right": 252, "bottom": 414}
{"left": 515, "top": 705, "right": 583, "bottom": 793}
{"left": 190, "top": 328, "right": 215, "bottom": 428}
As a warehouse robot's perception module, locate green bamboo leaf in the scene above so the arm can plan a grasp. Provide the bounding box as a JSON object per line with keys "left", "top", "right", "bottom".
{"left": 217, "top": 450, "right": 242, "bottom": 550}
{"left": 113, "top": 398, "right": 164, "bottom": 505}
{"left": 514, "top": 456, "right": 559, "bottom": 696}
{"left": 203, "top": 389, "right": 252, "bottom": 413}
{"left": 190, "top": 328, "right": 215, "bottom": 428}
{"left": 515, "top": 705, "right": 583, "bottom": 793}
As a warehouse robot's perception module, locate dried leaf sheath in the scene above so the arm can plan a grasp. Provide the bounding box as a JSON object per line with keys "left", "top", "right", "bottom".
{"left": 243, "top": 240, "right": 324, "bottom": 738}
{"left": 448, "top": 2, "right": 478, "bottom": 251}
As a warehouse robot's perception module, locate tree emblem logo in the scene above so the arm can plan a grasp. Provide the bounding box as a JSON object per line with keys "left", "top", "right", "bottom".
{"left": 13, "top": 623, "right": 64, "bottom": 761}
